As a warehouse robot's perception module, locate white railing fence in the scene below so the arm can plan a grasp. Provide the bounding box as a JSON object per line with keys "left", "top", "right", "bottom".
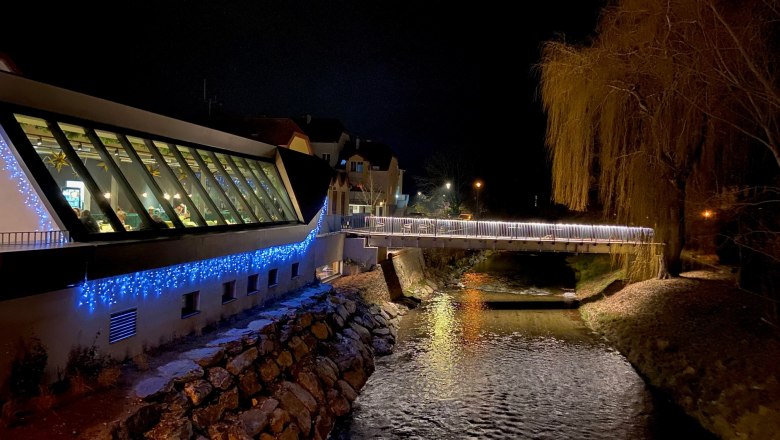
{"left": 335, "top": 215, "right": 654, "bottom": 243}
{"left": 0, "top": 230, "right": 71, "bottom": 245}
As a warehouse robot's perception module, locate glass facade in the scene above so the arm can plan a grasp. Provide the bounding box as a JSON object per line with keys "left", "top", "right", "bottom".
{"left": 11, "top": 113, "right": 298, "bottom": 237}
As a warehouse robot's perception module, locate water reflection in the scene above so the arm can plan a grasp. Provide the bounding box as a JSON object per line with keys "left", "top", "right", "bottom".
{"left": 331, "top": 253, "right": 714, "bottom": 440}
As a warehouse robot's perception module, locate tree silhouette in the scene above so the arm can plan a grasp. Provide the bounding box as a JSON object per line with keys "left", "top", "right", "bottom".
{"left": 539, "top": 0, "right": 778, "bottom": 277}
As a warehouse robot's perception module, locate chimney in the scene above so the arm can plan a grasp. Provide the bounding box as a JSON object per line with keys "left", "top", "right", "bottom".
{"left": 305, "top": 114, "right": 312, "bottom": 124}
{"left": 356, "top": 137, "right": 360, "bottom": 150}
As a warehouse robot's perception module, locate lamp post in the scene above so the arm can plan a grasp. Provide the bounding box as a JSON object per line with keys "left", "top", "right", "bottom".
{"left": 474, "top": 180, "right": 482, "bottom": 220}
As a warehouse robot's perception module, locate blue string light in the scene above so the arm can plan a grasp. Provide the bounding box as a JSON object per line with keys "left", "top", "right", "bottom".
{"left": 0, "top": 135, "right": 55, "bottom": 231}
{"left": 79, "top": 198, "right": 327, "bottom": 313}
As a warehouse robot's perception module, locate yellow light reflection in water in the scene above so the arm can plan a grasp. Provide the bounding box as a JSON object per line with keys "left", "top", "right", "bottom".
{"left": 460, "top": 288, "right": 486, "bottom": 348}
{"left": 422, "top": 295, "right": 458, "bottom": 397}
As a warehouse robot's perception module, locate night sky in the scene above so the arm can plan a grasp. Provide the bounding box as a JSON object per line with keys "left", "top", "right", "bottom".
{"left": 1, "top": 1, "right": 605, "bottom": 217}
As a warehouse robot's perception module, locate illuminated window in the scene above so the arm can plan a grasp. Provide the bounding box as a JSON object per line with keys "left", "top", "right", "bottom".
{"left": 351, "top": 161, "right": 363, "bottom": 173}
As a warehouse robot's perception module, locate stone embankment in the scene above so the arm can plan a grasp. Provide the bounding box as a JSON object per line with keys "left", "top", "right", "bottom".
{"left": 112, "top": 284, "right": 406, "bottom": 439}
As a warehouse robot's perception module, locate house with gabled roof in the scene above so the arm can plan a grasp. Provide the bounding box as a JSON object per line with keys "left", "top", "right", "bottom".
{"left": 336, "top": 138, "right": 404, "bottom": 216}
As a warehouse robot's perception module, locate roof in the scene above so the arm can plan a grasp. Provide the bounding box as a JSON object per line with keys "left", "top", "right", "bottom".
{"left": 336, "top": 139, "right": 396, "bottom": 170}
{"left": 293, "top": 116, "right": 348, "bottom": 143}
{"left": 202, "top": 115, "right": 307, "bottom": 147}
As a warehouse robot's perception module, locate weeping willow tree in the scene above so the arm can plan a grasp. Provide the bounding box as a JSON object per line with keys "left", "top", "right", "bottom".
{"left": 539, "top": 0, "right": 779, "bottom": 277}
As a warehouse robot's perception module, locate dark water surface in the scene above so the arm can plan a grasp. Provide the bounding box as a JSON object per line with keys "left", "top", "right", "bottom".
{"left": 331, "top": 253, "right": 715, "bottom": 439}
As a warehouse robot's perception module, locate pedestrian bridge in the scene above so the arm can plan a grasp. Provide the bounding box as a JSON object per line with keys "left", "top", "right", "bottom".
{"left": 338, "top": 216, "right": 656, "bottom": 254}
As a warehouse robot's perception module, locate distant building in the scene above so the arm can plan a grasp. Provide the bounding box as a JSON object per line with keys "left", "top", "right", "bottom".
{"left": 294, "top": 115, "right": 349, "bottom": 168}
{"left": 199, "top": 114, "right": 313, "bottom": 155}
{"left": 337, "top": 138, "right": 405, "bottom": 216}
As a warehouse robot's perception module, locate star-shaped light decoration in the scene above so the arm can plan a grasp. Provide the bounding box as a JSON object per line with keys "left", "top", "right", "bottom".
{"left": 146, "top": 164, "right": 160, "bottom": 177}
{"left": 44, "top": 152, "right": 70, "bottom": 172}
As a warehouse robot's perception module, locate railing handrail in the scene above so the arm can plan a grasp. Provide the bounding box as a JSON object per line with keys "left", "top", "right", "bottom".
{"left": 331, "top": 215, "right": 655, "bottom": 244}
{"left": 0, "top": 230, "right": 71, "bottom": 245}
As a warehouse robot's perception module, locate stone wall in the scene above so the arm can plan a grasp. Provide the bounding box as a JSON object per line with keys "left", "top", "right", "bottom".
{"left": 113, "top": 284, "right": 405, "bottom": 440}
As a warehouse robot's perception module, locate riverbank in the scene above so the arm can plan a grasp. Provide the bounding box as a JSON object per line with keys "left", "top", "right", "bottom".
{"left": 579, "top": 269, "right": 780, "bottom": 439}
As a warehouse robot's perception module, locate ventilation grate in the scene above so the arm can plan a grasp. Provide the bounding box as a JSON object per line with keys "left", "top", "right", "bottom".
{"left": 109, "top": 308, "right": 137, "bottom": 344}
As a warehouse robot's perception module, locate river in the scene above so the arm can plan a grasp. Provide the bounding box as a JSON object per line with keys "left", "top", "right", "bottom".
{"left": 331, "top": 252, "right": 715, "bottom": 439}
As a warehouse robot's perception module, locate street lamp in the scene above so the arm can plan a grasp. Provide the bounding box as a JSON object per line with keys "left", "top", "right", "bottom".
{"left": 474, "top": 180, "right": 483, "bottom": 220}
{"left": 445, "top": 182, "right": 451, "bottom": 190}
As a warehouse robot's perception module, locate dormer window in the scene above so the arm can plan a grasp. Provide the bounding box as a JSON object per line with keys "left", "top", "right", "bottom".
{"left": 351, "top": 161, "right": 363, "bottom": 173}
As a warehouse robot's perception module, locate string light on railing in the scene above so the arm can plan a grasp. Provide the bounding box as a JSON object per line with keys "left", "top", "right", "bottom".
{"left": 78, "top": 198, "right": 327, "bottom": 313}
{"left": 0, "top": 136, "right": 55, "bottom": 232}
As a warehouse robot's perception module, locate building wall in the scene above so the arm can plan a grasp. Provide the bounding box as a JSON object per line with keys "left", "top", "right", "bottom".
{"left": 311, "top": 141, "right": 342, "bottom": 168}
{"left": 287, "top": 134, "right": 313, "bottom": 155}
{"left": 0, "top": 244, "right": 317, "bottom": 393}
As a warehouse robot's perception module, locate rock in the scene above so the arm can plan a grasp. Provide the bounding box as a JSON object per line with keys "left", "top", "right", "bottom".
{"left": 289, "top": 336, "right": 310, "bottom": 361}
{"left": 315, "top": 357, "right": 338, "bottom": 388}
{"left": 335, "top": 305, "right": 350, "bottom": 322}
{"left": 327, "top": 388, "right": 351, "bottom": 417}
{"left": 274, "top": 382, "right": 313, "bottom": 436}
{"left": 343, "top": 299, "right": 357, "bottom": 315}
{"left": 372, "top": 336, "right": 394, "bottom": 356}
{"left": 257, "top": 335, "right": 277, "bottom": 356}
{"left": 260, "top": 433, "right": 275, "bottom": 440}
{"left": 259, "top": 359, "right": 281, "bottom": 382}
{"left": 657, "top": 339, "right": 670, "bottom": 351}
{"left": 279, "top": 423, "right": 301, "bottom": 440}
{"left": 162, "top": 391, "right": 191, "bottom": 419}
{"left": 122, "top": 403, "right": 162, "bottom": 437}
{"left": 207, "top": 422, "right": 252, "bottom": 440}
{"left": 191, "top": 401, "right": 223, "bottom": 430}
{"left": 337, "top": 379, "right": 358, "bottom": 402}
{"left": 270, "top": 408, "right": 290, "bottom": 433}
{"left": 157, "top": 359, "right": 204, "bottom": 384}
{"left": 238, "top": 369, "right": 262, "bottom": 399}
{"left": 314, "top": 409, "right": 333, "bottom": 440}
{"left": 342, "top": 328, "right": 361, "bottom": 342}
{"left": 372, "top": 327, "right": 391, "bottom": 336}
{"left": 343, "top": 369, "right": 367, "bottom": 391}
{"left": 243, "top": 332, "right": 259, "bottom": 346}
{"left": 298, "top": 313, "right": 313, "bottom": 328}
{"left": 181, "top": 347, "right": 225, "bottom": 368}
{"left": 332, "top": 313, "right": 345, "bottom": 328}
{"left": 311, "top": 321, "right": 331, "bottom": 340}
{"left": 303, "top": 334, "right": 318, "bottom": 350}
{"left": 227, "top": 347, "right": 258, "bottom": 375}
{"left": 144, "top": 417, "right": 192, "bottom": 440}
{"left": 327, "top": 337, "right": 363, "bottom": 373}
{"left": 135, "top": 376, "right": 173, "bottom": 401}
{"left": 277, "top": 350, "right": 294, "bottom": 369}
{"left": 207, "top": 335, "right": 245, "bottom": 355}
{"left": 348, "top": 322, "right": 372, "bottom": 345}
{"left": 239, "top": 406, "right": 273, "bottom": 436}
{"left": 296, "top": 370, "right": 325, "bottom": 403}
{"left": 184, "top": 380, "right": 213, "bottom": 406}
{"left": 373, "top": 313, "right": 388, "bottom": 327}
{"left": 282, "top": 381, "right": 317, "bottom": 413}
{"left": 208, "top": 367, "right": 233, "bottom": 391}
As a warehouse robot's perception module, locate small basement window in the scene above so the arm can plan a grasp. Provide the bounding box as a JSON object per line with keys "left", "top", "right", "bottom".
{"left": 222, "top": 280, "right": 236, "bottom": 304}
{"left": 181, "top": 291, "right": 200, "bottom": 318}
{"left": 247, "top": 274, "right": 259, "bottom": 295}
{"left": 268, "top": 268, "right": 278, "bottom": 287}
{"left": 291, "top": 262, "right": 300, "bottom": 279}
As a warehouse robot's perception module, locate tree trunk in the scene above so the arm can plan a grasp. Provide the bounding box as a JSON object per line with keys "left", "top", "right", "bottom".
{"left": 662, "top": 179, "right": 687, "bottom": 277}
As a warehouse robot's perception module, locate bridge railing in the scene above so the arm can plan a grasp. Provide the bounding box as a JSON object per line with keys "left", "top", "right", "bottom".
{"left": 340, "top": 215, "right": 654, "bottom": 243}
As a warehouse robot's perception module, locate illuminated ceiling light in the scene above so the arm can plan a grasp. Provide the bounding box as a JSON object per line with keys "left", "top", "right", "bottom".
{"left": 173, "top": 193, "right": 181, "bottom": 199}
{"left": 114, "top": 148, "right": 120, "bottom": 156}
{"left": 76, "top": 142, "right": 83, "bottom": 151}
{"left": 36, "top": 137, "right": 42, "bottom": 146}
{"left": 163, "top": 193, "right": 171, "bottom": 200}
{"left": 141, "top": 192, "right": 148, "bottom": 198}
{"left": 103, "top": 192, "right": 111, "bottom": 199}
{"left": 702, "top": 210, "right": 713, "bottom": 219}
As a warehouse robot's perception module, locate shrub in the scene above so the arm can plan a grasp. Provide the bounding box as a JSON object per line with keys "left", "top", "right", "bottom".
{"left": 9, "top": 336, "right": 48, "bottom": 398}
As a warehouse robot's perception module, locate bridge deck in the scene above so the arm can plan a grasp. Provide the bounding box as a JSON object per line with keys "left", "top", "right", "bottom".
{"left": 340, "top": 216, "right": 656, "bottom": 254}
